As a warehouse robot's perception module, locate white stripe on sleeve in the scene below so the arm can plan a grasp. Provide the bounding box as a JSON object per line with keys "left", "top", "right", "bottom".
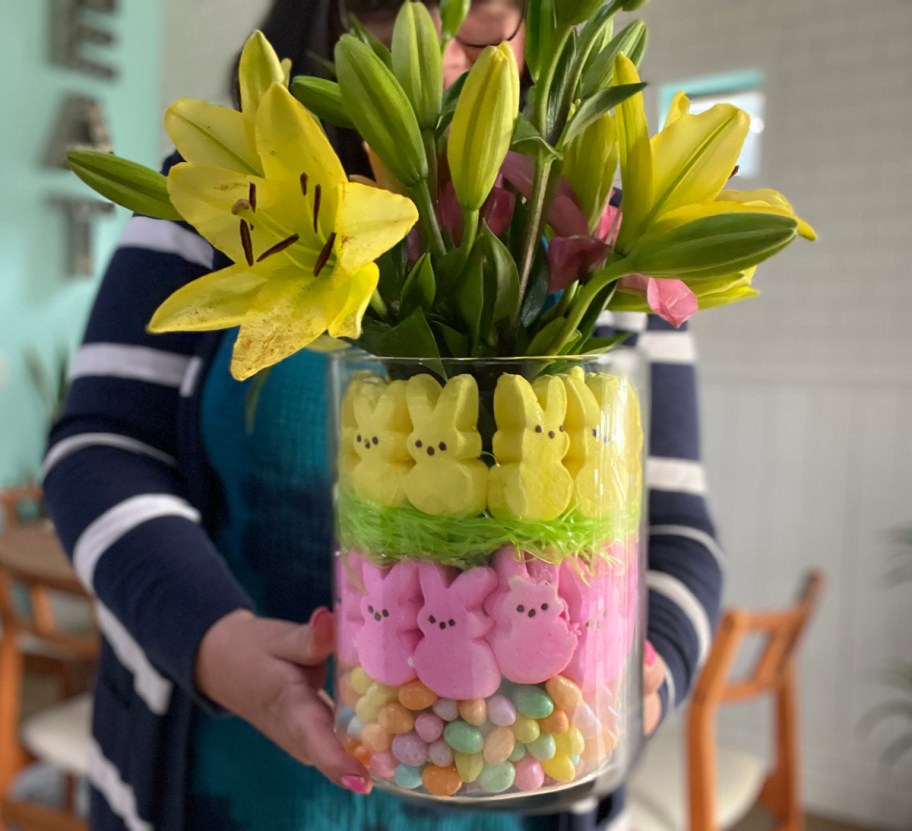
{"left": 73, "top": 494, "right": 200, "bottom": 589}
{"left": 118, "top": 215, "right": 213, "bottom": 269}
{"left": 596, "top": 310, "right": 648, "bottom": 332}
{"left": 179, "top": 355, "right": 205, "bottom": 398}
{"left": 638, "top": 331, "right": 696, "bottom": 364}
{"left": 646, "top": 571, "right": 712, "bottom": 666}
{"left": 95, "top": 602, "right": 173, "bottom": 715}
{"left": 89, "top": 740, "right": 154, "bottom": 831}
{"left": 646, "top": 457, "right": 706, "bottom": 494}
{"left": 650, "top": 523, "right": 727, "bottom": 571}
{"left": 69, "top": 343, "right": 191, "bottom": 387}
{"left": 43, "top": 433, "right": 176, "bottom": 479}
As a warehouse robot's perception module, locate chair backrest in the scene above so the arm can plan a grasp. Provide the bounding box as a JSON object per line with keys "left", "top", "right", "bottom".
{"left": 0, "top": 484, "right": 43, "bottom": 530}
{"left": 686, "top": 571, "right": 825, "bottom": 831}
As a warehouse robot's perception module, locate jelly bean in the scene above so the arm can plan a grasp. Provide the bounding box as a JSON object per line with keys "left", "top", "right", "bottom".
{"left": 338, "top": 675, "right": 361, "bottom": 710}
{"left": 508, "top": 742, "right": 526, "bottom": 763}
{"left": 415, "top": 712, "right": 444, "bottom": 743}
{"left": 443, "top": 721, "right": 484, "bottom": 754}
{"left": 479, "top": 761, "right": 515, "bottom": 793}
{"left": 512, "top": 686, "right": 554, "bottom": 719}
{"left": 545, "top": 676, "right": 582, "bottom": 712}
{"left": 541, "top": 754, "right": 576, "bottom": 783}
{"left": 458, "top": 699, "right": 487, "bottom": 727}
{"left": 422, "top": 765, "right": 463, "bottom": 797}
{"left": 394, "top": 764, "right": 423, "bottom": 790}
{"left": 511, "top": 714, "right": 541, "bottom": 744}
{"left": 429, "top": 739, "right": 454, "bottom": 767}
{"left": 513, "top": 756, "right": 545, "bottom": 791}
{"left": 370, "top": 751, "right": 397, "bottom": 779}
{"left": 399, "top": 680, "right": 438, "bottom": 711}
{"left": 391, "top": 731, "right": 429, "bottom": 767}
{"left": 357, "top": 682, "right": 399, "bottom": 723}
{"left": 361, "top": 722, "right": 392, "bottom": 753}
{"left": 527, "top": 733, "right": 556, "bottom": 761}
{"left": 432, "top": 698, "right": 460, "bottom": 722}
{"left": 570, "top": 754, "right": 581, "bottom": 765}
{"left": 336, "top": 706, "right": 355, "bottom": 730}
{"left": 487, "top": 694, "right": 517, "bottom": 727}
{"left": 554, "top": 726, "right": 585, "bottom": 757}
{"left": 539, "top": 707, "right": 569, "bottom": 735}
{"left": 346, "top": 716, "right": 365, "bottom": 739}
{"left": 349, "top": 666, "right": 373, "bottom": 695}
{"left": 353, "top": 744, "right": 372, "bottom": 767}
{"left": 571, "top": 701, "right": 600, "bottom": 738}
{"left": 581, "top": 729, "right": 616, "bottom": 762}
{"left": 483, "top": 726, "right": 516, "bottom": 765}
{"left": 378, "top": 703, "right": 415, "bottom": 735}
{"left": 454, "top": 751, "right": 484, "bottom": 783}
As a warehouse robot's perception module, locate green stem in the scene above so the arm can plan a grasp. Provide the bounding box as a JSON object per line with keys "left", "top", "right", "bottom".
{"left": 541, "top": 280, "right": 580, "bottom": 325}
{"left": 422, "top": 129, "right": 439, "bottom": 202}
{"left": 460, "top": 208, "right": 479, "bottom": 259}
{"left": 412, "top": 179, "right": 446, "bottom": 259}
{"left": 554, "top": 259, "right": 630, "bottom": 349}
{"left": 370, "top": 289, "right": 389, "bottom": 320}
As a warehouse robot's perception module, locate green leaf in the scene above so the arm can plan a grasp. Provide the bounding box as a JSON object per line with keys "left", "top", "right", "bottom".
{"left": 290, "top": 77, "right": 356, "bottom": 129}
{"left": 629, "top": 213, "right": 799, "bottom": 279}
{"left": 576, "top": 330, "right": 633, "bottom": 355}
{"left": 440, "top": 0, "right": 471, "bottom": 43}
{"left": 525, "top": 316, "right": 567, "bottom": 356}
{"left": 479, "top": 224, "right": 520, "bottom": 330}
{"left": 400, "top": 253, "right": 436, "bottom": 317}
{"left": 456, "top": 247, "right": 486, "bottom": 350}
{"left": 581, "top": 20, "right": 649, "bottom": 99}
{"left": 545, "top": 31, "right": 580, "bottom": 144}
{"left": 358, "top": 310, "right": 444, "bottom": 374}
{"left": 577, "top": 280, "right": 619, "bottom": 344}
{"left": 562, "top": 82, "right": 646, "bottom": 147}
{"left": 66, "top": 150, "right": 182, "bottom": 221}
{"left": 432, "top": 320, "right": 470, "bottom": 357}
{"left": 376, "top": 239, "right": 408, "bottom": 305}
{"left": 511, "top": 116, "right": 561, "bottom": 161}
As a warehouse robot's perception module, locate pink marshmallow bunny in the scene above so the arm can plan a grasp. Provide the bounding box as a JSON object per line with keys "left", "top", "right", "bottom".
{"left": 333, "top": 549, "right": 366, "bottom": 668}
{"left": 484, "top": 547, "right": 578, "bottom": 684}
{"left": 354, "top": 559, "right": 422, "bottom": 686}
{"left": 413, "top": 562, "right": 500, "bottom": 700}
{"left": 559, "top": 545, "right": 631, "bottom": 691}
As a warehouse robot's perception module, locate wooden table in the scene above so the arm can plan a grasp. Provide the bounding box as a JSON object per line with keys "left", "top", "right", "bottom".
{"left": 0, "top": 522, "right": 87, "bottom": 598}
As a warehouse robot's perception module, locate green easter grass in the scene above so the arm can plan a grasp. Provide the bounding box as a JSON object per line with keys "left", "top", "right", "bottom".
{"left": 336, "top": 489, "right": 642, "bottom": 569}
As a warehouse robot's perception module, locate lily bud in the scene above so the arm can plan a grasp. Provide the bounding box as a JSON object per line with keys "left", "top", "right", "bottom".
{"left": 290, "top": 77, "right": 356, "bottom": 129}
{"left": 238, "top": 31, "right": 286, "bottom": 116}
{"left": 392, "top": 1, "right": 443, "bottom": 130}
{"left": 556, "top": 0, "right": 606, "bottom": 27}
{"left": 562, "top": 112, "right": 619, "bottom": 232}
{"left": 448, "top": 43, "right": 521, "bottom": 212}
{"left": 335, "top": 35, "right": 428, "bottom": 187}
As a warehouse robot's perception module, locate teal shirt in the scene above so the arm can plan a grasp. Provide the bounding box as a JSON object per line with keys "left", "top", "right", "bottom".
{"left": 189, "top": 332, "right": 522, "bottom": 831}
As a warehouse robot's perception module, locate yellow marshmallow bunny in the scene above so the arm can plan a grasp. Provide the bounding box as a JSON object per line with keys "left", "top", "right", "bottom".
{"left": 351, "top": 379, "right": 413, "bottom": 506}
{"left": 488, "top": 374, "right": 573, "bottom": 521}
{"left": 404, "top": 374, "right": 488, "bottom": 516}
{"left": 586, "top": 373, "right": 644, "bottom": 505}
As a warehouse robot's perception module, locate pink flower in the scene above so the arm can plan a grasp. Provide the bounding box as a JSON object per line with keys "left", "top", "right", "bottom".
{"left": 616, "top": 273, "right": 698, "bottom": 328}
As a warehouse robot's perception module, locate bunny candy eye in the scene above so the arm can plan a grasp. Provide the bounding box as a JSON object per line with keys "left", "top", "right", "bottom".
{"left": 516, "top": 604, "right": 525, "bottom": 613}
{"left": 415, "top": 440, "right": 423, "bottom": 448}
{"left": 368, "top": 605, "right": 374, "bottom": 614}
{"left": 548, "top": 430, "right": 555, "bottom": 439}
{"left": 541, "top": 603, "right": 549, "bottom": 611}
{"left": 535, "top": 425, "right": 543, "bottom": 433}
{"left": 429, "top": 615, "right": 436, "bottom": 623}
{"left": 356, "top": 434, "right": 362, "bottom": 442}
{"left": 372, "top": 436, "right": 379, "bottom": 445}
{"left": 448, "top": 619, "right": 455, "bottom": 627}
{"left": 592, "top": 428, "right": 598, "bottom": 438}
{"left": 559, "top": 425, "right": 565, "bottom": 432}
{"left": 528, "top": 607, "right": 537, "bottom": 618}
{"left": 427, "top": 446, "right": 435, "bottom": 456}
{"left": 439, "top": 620, "right": 446, "bottom": 630}
{"left": 438, "top": 442, "right": 447, "bottom": 452}
{"left": 382, "top": 609, "right": 389, "bottom": 617}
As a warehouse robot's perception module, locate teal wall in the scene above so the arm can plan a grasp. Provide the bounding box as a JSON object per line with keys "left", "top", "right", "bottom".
{"left": 0, "top": 1, "right": 163, "bottom": 485}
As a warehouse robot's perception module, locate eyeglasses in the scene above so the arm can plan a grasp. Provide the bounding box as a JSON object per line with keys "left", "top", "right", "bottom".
{"left": 340, "top": 1, "right": 526, "bottom": 49}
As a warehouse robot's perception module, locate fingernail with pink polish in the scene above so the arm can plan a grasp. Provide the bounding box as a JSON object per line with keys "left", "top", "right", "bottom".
{"left": 341, "top": 774, "right": 370, "bottom": 795}
{"left": 309, "top": 607, "right": 333, "bottom": 629}
{"left": 644, "top": 640, "right": 657, "bottom": 667}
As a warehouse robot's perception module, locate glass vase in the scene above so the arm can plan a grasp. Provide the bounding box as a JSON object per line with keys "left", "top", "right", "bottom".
{"left": 328, "top": 351, "right": 647, "bottom": 810}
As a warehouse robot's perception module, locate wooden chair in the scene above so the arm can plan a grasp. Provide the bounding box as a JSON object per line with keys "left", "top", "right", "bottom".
{"left": 0, "top": 487, "right": 98, "bottom": 831}
{"left": 629, "top": 571, "right": 825, "bottom": 831}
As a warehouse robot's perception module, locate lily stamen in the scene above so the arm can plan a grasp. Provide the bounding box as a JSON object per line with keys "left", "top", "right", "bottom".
{"left": 239, "top": 219, "right": 254, "bottom": 266}
{"left": 300, "top": 172, "right": 308, "bottom": 196}
{"left": 256, "top": 233, "right": 300, "bottom": 262}
{"left": 248, "top": 182, "right": 257, "bottom": 211}
{"left": 313, "top": 232, "right": 336, "bottom": 277}
{"left": 231, "top": 198, "right": 252, "bottom": 215}
{"left": 313, "top": 184, "right": 322, "bottom": 233}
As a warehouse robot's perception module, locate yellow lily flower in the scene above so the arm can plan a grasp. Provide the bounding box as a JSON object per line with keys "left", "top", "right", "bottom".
{"left": 613, "top": 55, "right": 815, "bottom": 251}
{"left": 150, "top": 84, "right": 418, "bottom": 380}
{"left": 163, "top": 31, "right": 285, "bottom": 176}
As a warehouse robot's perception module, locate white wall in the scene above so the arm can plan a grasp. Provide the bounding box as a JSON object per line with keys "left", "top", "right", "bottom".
{"left": 636, "top": 1, "right": 912, "bottom": 827}
{"left": 159, "top": 0, "right": 912, "bottom": 826}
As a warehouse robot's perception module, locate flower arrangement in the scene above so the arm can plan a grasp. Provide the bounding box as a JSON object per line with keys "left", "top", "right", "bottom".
{"left": 68, "top": 0, "right": 816, "bottom": 803}
{"left": 68, "top": 0, "right": 814, "bottom": 381}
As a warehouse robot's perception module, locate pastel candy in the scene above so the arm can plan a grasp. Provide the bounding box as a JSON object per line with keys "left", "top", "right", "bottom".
{"left": 394, "top": 764, "right": 424, "bottom": 789}
{"left": 353, "top": 744, "right": 371, "bottom": 768}
{"left": 346, "top": 716, "right": 365, "bottom": 739}
{"left": 571, "top": 701, "right": 600, "bottom": 738}
{"left": 554, "top": 726, "right": 585, "bottom": 757}
{"left": 513, "top": 686, "right": 554, "bottom": 719}
{"left": 527, "top": 733, "right": 556, "bottom": 761}
{"left": 378, "top": 703, "right": 415, "bottom": 735}
{"left": 391, "top": 732, "right": 429, "bottom": 767}
{"left": 444, "top": 721, "right": 484, "bottom": 754}
{"left": 541, "top": 753, "right": 576, "bottom": 783}
{"left": 508, "top": 742, "right": 526, "bottom": 763}
{"left": 454, "top": 751, "right": 484, "bottom": 783}
{"left": 429, "top": 739, "right": 454, "bottom": 767}
{"left": 422, "top": 765, "right": 463, "bottom": 796}
{"left": 370, "top": 751, "right": 397, "bottom": 778}
{"left": 355, "top": 682, "right": 398, "bottom": 723}
{"left": 432, "top": 698, "right": 460, "bottom": 721}
{"left": 545, "top": 676, "right": 582, "bottom": 712}
{"left": 399, "top": 680, "right": 438, "bottom": 711}
{"left": 539, "top": 707, "right": 569, "bottom": 735}
{"left": 514, "top": 756, "right": 545, "bottom": 791}
{"left": 349, "top": 666, "right": 373, "bottom": 695}
{"left": 338, "top": 674, "right": 361, "bottom": 710}
{"left": 479, "top": 762, "right": 516, "bottom": 793}
{"left": 487, "top": 695, "right": 517, "bottom": 727}
{"left": 458, "top": 699, "right": 487, "bottom": 727}
{"left": 483, "top": 726, "right": 516, "bottom": 765}
{"left": 336, "top": 706, "right": 355, "bottom": 730}
{"left": 512, "top": 715, "right": 540, "bottom": 744}
{"left": 361, "top": 722, "right": 391, "bottom": 753}
{"left": 415, "top": 712, "right": 444, "bottom": 743}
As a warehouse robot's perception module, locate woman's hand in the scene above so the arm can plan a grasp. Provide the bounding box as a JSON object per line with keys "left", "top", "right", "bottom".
{"left": 643, "top": 639, "right": 668, "bottom": 737}
{"left": 195, "top": 607, "right": 372, "bottom": 795}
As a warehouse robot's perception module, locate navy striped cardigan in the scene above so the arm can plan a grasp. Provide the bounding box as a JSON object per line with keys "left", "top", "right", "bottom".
{"left": 44, "top": 196, "right": 724, "bottom": 830}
